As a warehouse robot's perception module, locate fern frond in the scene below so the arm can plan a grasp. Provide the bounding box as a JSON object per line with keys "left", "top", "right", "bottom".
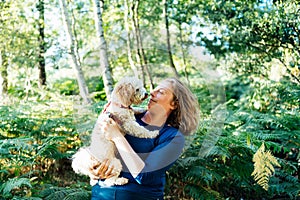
{"left": 185, "top": 184, "right": 222, "bottom": 200}
{"left": 252, "top": 131, "right": 283, "bottom": 140}
{"left": 35, "top": 136, "right": 66, "bottom": 159}
{"left": 0, "top": 137, "right": 35, "bottom": 153}
{"left": 12, "top": 197, "right": 42, "bottom": 200}
{"left": 63, "top": 190, "right": 90, "bottom": 200}
{"left": 198, "top": 127, "right": 223, "bottom": 158}
{"left": 179, "top": 156, "right": 201, "bottom": 165}
{"left": 0, "top": 177, "right": 32, "bottom": 197}
{"left": 251, "top": 143, "right": 280, "bottom": 191}
{"left": 200, "top": 144, "right": 231, "bottom": 159}
{"left": 39, "top": 186, "right": 90, "bottom": 200}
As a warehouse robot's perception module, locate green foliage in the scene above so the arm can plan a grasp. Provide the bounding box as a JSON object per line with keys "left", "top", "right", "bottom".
{"left": 196, "top": 0, "right": 300, "bottom": 84}
{"left": 53, "top": 78, "right": 79, "bottom": 96}
{"left": 52, "top": 77, "right": 106, "bottom": 100}
{"left": 1, "top": 0, "right": 300, "bottom": 199}
{"left": 39, "top": 185, "right": 90, "bottom": 200}
{"left": 86, "top": 77, "right": 106, "bottom": 101}
{"left": 0, "top": 88, "right": 108, "bottom": 199}
{"left": 0, "top": 97, "right": 90, "bottom": 199}
{"left": 35, "top": 136, "right": 68, "bottom": 159}
{"left": 166, "top": 74, "right": 300, "bottom": 199}
{"left": 0, "top": 177, "right": 32, "bottom": 199}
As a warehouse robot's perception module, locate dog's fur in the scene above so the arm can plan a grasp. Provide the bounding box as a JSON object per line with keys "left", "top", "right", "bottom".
{"left": 71, "top": 77, "right": 159, "bottom": 186}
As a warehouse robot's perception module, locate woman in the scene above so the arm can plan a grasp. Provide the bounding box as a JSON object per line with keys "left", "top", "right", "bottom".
{"left": 90, "top": 77, "right": 200, "bottom": 200}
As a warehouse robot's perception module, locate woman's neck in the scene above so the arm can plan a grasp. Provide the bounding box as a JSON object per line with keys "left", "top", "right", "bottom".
{"left": 141, "top": 111, "right": 168, "bottom": 127}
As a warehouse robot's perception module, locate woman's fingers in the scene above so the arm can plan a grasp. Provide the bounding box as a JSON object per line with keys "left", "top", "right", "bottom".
{"left": 90, "top": 161, "right": 100, "bottom": 171}
{"left": 89, "top": 161, "right": 101, "bottom": 180}
{"left": 105, "top": 165, "right": 114, "bottom": 176}
{"left": 98, "top": 159, "right": 110, "bottom": 177}
{"left": 89, "top": 159, "right": 116, "bottom": 179}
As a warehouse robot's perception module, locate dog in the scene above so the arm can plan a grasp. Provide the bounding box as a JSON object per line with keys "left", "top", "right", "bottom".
{"left": 71, "top": 77, "right": 159, "bottom": 186}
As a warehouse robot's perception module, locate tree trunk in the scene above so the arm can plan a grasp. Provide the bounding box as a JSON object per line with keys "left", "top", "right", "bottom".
{"left": 37, "top": 0, "right": 46, "bottom": 86}
{"left": 134, "top": 0, "right": 154, "bottom": 90}
{"left": 124, "top": 0, "right": 138, "bottom": 77}
{"left": 163, "top": 0, "right": 179, "bottom": 78}
{"left": 0, "top": 50, "right": 8, "bottom": 99}
{"left": 132, "top": 0, "right": 145, "bottom": 85}
{"left": 178, "top": 22, "right": 190, "bottom": 85}
{"left": 132, "top": 0, "right": 154, "bottom": 89}
{"left": 59, "top": 0, "right": 91, "bottom": 104}
{"left": 92, "top": 0, "right": 114, "bottom": 100}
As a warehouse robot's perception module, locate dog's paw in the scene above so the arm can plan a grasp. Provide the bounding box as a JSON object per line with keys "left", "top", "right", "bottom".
{"left": 103, "top": 176, "right": 128, "bottom": 186}
{"left": 103, "top": 178, "right": 116, "bottom": 186}
{"left": 115, "top": 177, "right": 129, "bottom": 185}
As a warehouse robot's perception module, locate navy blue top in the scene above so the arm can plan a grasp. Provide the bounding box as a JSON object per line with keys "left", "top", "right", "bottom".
{"left": 97, "top": 112, "right": 185, "bottom": 198}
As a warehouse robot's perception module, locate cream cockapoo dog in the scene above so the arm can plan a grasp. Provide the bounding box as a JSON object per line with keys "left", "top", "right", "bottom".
{"left": 71, "top": 77, "right": 159, "bottom": 186}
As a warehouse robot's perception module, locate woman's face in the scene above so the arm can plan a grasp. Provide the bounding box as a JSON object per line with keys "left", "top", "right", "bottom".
{"left": 147, "top": 81, "right": 176, "bottom": 115}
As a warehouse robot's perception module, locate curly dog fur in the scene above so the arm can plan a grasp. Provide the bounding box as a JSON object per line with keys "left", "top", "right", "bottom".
{"left": 71, "top": 77, "right": 159, "bottom": 186}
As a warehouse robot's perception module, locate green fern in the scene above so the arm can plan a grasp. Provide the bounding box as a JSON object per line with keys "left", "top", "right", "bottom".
{"left": 0, "top": 177, "right": 32, "bottom": 198}
{"left": 185, "top": 184, "right": 222, "bottom": 200}
{"left": 34, "top": 136, "right": 66, "bottom": 159}
{"left": 39, "top": 186, "right": 90, "bottom": 200}
{"left": 7, "top": 197, "right": 42, "bottom": 200}
{"left": 63, "top": 190, "right": 91, "bottom": 200}
{"left": 251, "top": 143, "right": 281, "bottom": 191}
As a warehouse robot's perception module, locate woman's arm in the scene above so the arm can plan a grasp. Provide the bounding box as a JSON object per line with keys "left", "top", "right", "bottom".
{"left": 101, "top": 118, "right": 145, "bottom": 178}
{"left": 111, "top": 136, "right": 145, "bottom": 178}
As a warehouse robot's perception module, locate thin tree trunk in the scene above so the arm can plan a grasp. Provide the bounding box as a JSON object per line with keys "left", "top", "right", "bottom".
{"left": 178, "top": 22, "right": 190, "bottom": 85}
{"left": 139, "top": 37, "right": 154, "bottom": 90}
{"left": 134, "top": 0, "right": 154, "bottom": 89}
{"left": 132, "top": 0, "right": 154, "bottom": 89}
{"left": 0, "top": 50, "right": 8, "bottom": 99}
{"left": 59, "top": 0, "right": 91, "bottom": 104}
{"left": 163, "top": 0, "right": 179, "bottom": 78}
{"left": 124, "top": 0, "right": 138, "bottom": 77}
{"left": 93, "top": 0, "right": 114, "bottom": 100}
{"left": 37, "top": 0, "right": 46, "bottom": 86}
{"left": 132, "top": 0, "right": 145, "bottom": 85}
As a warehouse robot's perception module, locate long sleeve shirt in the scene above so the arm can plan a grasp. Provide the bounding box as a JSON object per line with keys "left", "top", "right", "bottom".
{"left": 108, "top": 113, "right": 185, "bottom": 198}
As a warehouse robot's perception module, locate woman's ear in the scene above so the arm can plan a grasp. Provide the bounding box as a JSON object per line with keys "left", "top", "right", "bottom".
{"left": 170, "top": 100, "right": 178, "bottom": 110}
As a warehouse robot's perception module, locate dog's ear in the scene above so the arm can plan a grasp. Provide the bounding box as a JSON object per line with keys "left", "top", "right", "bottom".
{"left": 115, "top": 82, "right": 135, "bottom": 107}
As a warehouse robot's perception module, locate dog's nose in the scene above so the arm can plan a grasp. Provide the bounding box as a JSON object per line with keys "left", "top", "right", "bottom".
{"left": 141, "top": 92, "right": 148, "bottom": 101}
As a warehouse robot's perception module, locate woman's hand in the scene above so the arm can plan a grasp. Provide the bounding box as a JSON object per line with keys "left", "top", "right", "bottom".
{"left": 89, "top": 159, "right": 115, "bottom": 180}
{"left": 100, "top": 117, "right": 123, "bottom": 142}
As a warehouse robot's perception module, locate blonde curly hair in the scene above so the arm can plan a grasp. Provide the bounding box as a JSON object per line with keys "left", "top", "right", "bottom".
{"left": 162, "top": 78, "right": 200, "bottom": 135}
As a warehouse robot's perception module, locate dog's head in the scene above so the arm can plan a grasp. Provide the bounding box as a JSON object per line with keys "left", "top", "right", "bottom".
{"left": 111, "top": 77, "right": 148, "bottom": 107}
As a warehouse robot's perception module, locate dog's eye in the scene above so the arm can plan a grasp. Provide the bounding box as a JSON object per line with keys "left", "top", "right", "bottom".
{"left": 136, "top": 88, "right": 140, "bottom": 92}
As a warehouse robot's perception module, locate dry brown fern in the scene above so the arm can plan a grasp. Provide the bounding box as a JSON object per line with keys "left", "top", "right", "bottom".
{"left": 251, "top": 143, "right": 281, "bottom": 191}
